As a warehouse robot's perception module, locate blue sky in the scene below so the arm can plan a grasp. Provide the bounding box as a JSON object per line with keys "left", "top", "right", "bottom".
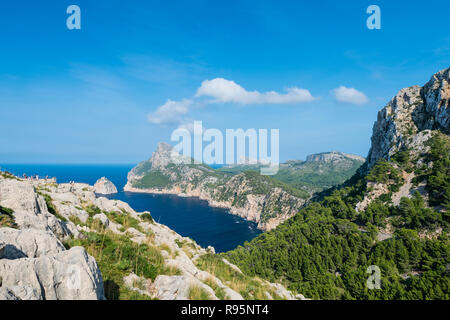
{"left": 0, "top": 0, "right": 449, "bottom": 164}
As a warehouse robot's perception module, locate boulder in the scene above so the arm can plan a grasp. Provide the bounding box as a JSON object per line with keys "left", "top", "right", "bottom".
{"left": 152, "top": 275, "right": 217, "bottom": 300}
{"left": 93, "top": 177, "right": 117, "bottom": 195}
{"left": 93, "top": 213, "right": 109, "bottom": 227}
{"left": 0, "top": 246, "right": 105, "bottom": 300}
{"left": 0, "top": 228, "right": 65, "bottom": 258}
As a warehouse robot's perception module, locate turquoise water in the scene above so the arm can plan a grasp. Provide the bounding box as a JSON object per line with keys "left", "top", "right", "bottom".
{"left": 0, "top": 164, "right": 261, "bottom": 252}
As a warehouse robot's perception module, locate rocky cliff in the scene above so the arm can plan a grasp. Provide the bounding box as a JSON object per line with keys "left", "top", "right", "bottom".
{"left": 0, "top": 175, "right": 104, "bottom": 300}
{"left": 223, "top": 68, "right": 449, "bottom": 300}
{"left": 305, "top": 151, "right": 365, "bottom": 164}
{"left": 0, "top": 171, "right": 303, "bottom": 300}
{"left": 125, "top": 144, "right": 365, "bottom": 231}
{"left": 356, "top": 67, "right": 449, "bottom": 213}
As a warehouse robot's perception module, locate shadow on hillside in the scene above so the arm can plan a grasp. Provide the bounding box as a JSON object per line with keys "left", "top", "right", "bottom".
{"left": 104, "top": 280, "right": 120, "bottom": 300}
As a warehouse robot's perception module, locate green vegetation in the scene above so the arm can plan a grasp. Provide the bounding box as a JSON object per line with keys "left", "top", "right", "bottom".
{"left": 106, "top": 211, "right": 144, "bottom": 233}
{"left": 366, "top": 159, "right": 404, "bottom": 192}
{"left": 84, "top": 204, "right": 102, "bottom": 217}
{"left": 226, "top": 200, "right": 449, "bottom": 299}
{"left": 132, "top": 170, "right": 172, "bottom": 189}
{"left": 0, "top": 171, "right": 20, "bottom": 180}
{"left": 203, "top": 278, "right": 226, "bottom": 300}
{"left": 37, "top": 191, "right": 68, "bottom": 222}
{"left": 141, "top": 212, "right": 154, "bottom": 223}
{"left": 225, "top": 145, "right": 450, "bottom": 300}
{"left": 394, "top": 192, "right": 446, "bottom": 230}
{"left": 218, "top": 156, "right": 364, "bottom": 194}
{"left": 0, "top": 205, "right": 17, "bottom": 228}
{"left": 65, "top": 230, "right": 180, "bottom": 300}
{"left": 195, "top": 254, "right": 285, "bottom": 300}
{"left": 188, "top": 285, "right": 213, "bottom": 300}
{"left": 242, "top": 170, "right": 309, "bottom": 199}
{"left": 131, "top": 152, "right": 361, "bottom": 223}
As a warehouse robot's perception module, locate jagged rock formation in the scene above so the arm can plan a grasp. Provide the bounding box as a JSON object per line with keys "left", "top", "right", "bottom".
{"left": 94, "top": 177, "right": 117, "bottom": 195}
{"left": 367, "top": 67, "right": 449, "bottom": 169}
{"left": 0, "top": 172, "right": 303, "bottom": 300}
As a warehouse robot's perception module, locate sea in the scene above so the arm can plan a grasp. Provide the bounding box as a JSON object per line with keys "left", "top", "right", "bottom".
{"left": 0, "top": 164, "right": 261, "bottom": 252}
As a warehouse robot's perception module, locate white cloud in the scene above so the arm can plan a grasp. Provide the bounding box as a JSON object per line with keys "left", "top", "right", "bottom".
{"left": 147, "top": 99, "right": 192, "bottom": 124}
{"left": 195, "top": 78, "right": 315, "bottom": 105}
{"left": 332, "top": 86, "right": 368, "bottom": 105}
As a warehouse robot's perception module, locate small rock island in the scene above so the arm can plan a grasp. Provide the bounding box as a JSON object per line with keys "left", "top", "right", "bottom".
{"left": 93, "top": 177, "right": 118, "bottom": 195}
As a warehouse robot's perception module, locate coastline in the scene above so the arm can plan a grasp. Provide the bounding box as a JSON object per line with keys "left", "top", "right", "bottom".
{"left": 123, "top": 182, "right": 294, "bottom": 231}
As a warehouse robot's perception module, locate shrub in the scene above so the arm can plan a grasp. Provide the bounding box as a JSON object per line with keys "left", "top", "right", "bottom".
{"left": 188, "top": 285, "right": 212, "bottom": 300}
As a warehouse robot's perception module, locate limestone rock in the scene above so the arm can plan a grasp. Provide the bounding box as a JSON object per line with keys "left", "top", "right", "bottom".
{"left": 367, "top": 67, "right": 449, "bottom": 169}
{"left": 0, "top": 228, "right": 65, "bottom": 258}
{"left": 0, "top": 246, "right": 104, "bottom": 300}
{"left": 151, "top": 275, "right": 217, "bottom": 300}
{"left": 306, "top": 151, "right": 365, "bottom": 164}
{"left": 93, "top": 177, "right": 117, "bottom": 195}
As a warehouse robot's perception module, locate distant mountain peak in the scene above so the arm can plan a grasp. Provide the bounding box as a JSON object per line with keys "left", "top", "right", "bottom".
{"left": 156, "top": 142, "right": 174, "bottom": 153}
{"left": 305, "top": 151, "right": 365, "bottom": 164}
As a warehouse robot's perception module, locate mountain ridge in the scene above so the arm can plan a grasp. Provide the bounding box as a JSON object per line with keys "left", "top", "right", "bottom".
{"left": 125, "top": 147, "right": 363, "bottom": 231}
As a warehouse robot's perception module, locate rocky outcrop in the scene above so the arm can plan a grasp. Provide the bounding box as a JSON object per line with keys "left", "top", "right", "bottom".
{"left": 0, "top": 178, "right": 74, "bottom": 240}
{"left": 151, "top": 275, "right": 218, "bottom": 300}
{"left": 0, "top": 228, "right": 65, "bottom": 258}
{"left": 0, "top": 176, "right": 105, "bottom": 300}
{"left": 0, "top": 246, "right": 104, "bottom": 300}
{"left": 93, "top": 177, "right": 117, "bottom": 195}
{"left": 305, "top": 151, "right": 365, "bottom": 164}
{"left": 367, "top": 67, "right": 449, "bottom": 169}
{"left": 356, "top": 67, "right": 449, "bottom": 212}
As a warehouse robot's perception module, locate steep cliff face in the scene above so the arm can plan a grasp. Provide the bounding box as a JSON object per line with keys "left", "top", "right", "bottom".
{"left": 0, "top": 175, "right": 105, "bottom": 300}
{"left": 367, "top": 67, "right": 449, "bottom": 169}
{"left": 305, "top": 151, "right": 365, "bottom": 164}
{"left": 356, "top": 67, "right": 449, "bottom": 213}
{"left": 93, "top": 177, "right": 118, "bottom": 195}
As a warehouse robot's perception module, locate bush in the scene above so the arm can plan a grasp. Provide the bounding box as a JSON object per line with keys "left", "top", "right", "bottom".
{"left": 141, "top": 212, "right": 154, "bottom": 223}
{"left": 0, "top": 205, "right": 17, "bottom": 228}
